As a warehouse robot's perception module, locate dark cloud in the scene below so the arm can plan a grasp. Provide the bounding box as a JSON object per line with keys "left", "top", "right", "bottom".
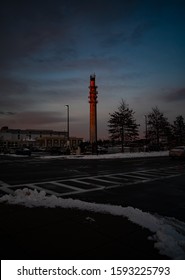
{"left": 0, "top": 1, "right": 71, "bottom": 70}
{"left": 101, "top": 21, "right": 156, "bottom": 48}
{"left": 65, "top": 0, "right": 139, "bottom": 24}
{"left": 32, "top": 47, "right": 77, "bottom": 64}
{"left": 19, "top": 111, "right": 65, "bottom": 123}
{"left": 3, "top": 111, "right": 66, "bottom": 128}
{"left": 101, "top": 31, "right": 127, "bottom": 48}
{"left": 119, "top": 72, "right": 144, "bottom": 81}
{"left": 0, "top": 110, "right": 84, "bottom": 130}
{"left": 0, "top": 73, "right": 86, "bottom": 114}
{"left": 161, "top": 88, "right": 185, "bottom": 102}
{"left": 0, "top": 111, "right": 16, "bottom": 115}
{"left": 0, "top": 77, "right": 29, "bottom": 95}
{"left": 129, "top": 21, "right": 157, "bottom": 44}
{"left": 0, "top": 0, "right": 140, "bottom": 70}
{"left": 0, "top": 77, "right": 35, "bottom": 111}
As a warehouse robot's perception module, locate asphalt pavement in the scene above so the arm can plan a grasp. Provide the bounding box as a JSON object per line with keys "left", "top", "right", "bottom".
{"left": 0, "top": 202, "right": 169, "bottom": 260}
{"left": 1, "top": 155, "right": 185, "bottom": 260}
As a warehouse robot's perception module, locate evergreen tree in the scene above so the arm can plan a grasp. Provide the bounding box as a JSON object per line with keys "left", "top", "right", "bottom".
{"left": 108, "top": 100, "right": 139, "bottom": 150}
{"left": 173, "top": 115, "right": 185, "bottom": 145}
{"left": 147, "top": 106, "right": 171, "bottom": 149}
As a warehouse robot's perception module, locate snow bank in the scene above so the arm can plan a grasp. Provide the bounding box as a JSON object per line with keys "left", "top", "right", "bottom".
{"left": 1, "top": 188, "right": 185, "bottom": 259}
{"left": 0, "top": 151, "right": 169, "bottom": 159}
{"left": 41, "top": 151, "right": 169, "bottom": 160}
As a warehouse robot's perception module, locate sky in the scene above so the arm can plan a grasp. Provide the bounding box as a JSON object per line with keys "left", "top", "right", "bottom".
{"left": 0, "top": 0, "right": 185, "bottom": 140}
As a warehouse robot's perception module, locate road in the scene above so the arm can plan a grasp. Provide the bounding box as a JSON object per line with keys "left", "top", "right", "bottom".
{"left": 0, "top": 155, "right": 185, "bottom": 222}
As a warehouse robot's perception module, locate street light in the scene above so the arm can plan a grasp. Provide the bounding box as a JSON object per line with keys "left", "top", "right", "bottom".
{"left": 117, "top": 116, "right": 124, "bottom": 153}
{"left": 144, "top": 115, "right": 148, "bottom": 151}
{"left": 65, "top": 105, "right": 69, "bottom": 143}
{"left": 121, "top": 123, "right": 124, "bottom": 153}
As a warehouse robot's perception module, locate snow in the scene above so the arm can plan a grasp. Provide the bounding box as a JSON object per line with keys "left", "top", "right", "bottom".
{"left": 0, "top": 150, "right": 169, "bottom": 159}
{"left": 40, "top": 151, "right": 169, "bottom": 160}
{"left": 0, "top": 153, "right": 28, "bottom": 158}
{"left": 1, "top": 188, "right": 185, "bottom": 260}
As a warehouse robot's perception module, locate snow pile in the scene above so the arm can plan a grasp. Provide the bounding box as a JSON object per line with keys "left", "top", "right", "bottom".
{"left": 1, "top": 188, "right": 185, "bottom": 259}
{"left": 41, "top": 151, "right": 169, "bottom": 160}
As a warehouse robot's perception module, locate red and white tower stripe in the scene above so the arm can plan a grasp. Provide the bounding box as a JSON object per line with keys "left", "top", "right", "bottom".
{"left": 89, "top": 74, "right": 98, "bottom": 144}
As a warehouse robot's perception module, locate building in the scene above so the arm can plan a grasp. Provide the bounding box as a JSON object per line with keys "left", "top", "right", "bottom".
{"left": 0, "top": 126, "right": 83, "bottom": 151}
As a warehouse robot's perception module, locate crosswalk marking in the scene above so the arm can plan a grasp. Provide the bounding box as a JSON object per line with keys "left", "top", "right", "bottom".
{"left": 0, "top": 164, "right": 185, "bottom": 197}
{"left": 39, "top": 181, "right": 83, "bottom": 191}
{"left": 0, "top": 180, "right": 14, "bottom": 195}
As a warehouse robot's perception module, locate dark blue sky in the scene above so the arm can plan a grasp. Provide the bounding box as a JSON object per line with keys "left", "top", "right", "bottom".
{"left": 0, "top": 0, "right": 185, "bottom": 139}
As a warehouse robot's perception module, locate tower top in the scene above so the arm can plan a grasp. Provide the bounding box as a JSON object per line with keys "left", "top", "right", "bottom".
{"left": 90, "top": 73, "right": 96, "bottom": 80}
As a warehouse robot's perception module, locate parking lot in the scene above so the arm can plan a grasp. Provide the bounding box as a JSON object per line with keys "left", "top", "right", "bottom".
{"left": 1, "top": 154, "right": 185, "bottom": 259}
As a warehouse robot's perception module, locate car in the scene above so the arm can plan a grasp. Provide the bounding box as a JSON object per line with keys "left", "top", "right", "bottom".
{"left": 169, "top": 146, "right": 185, "bottom": 159}
{"left": 47, "top": 147, "right": 67, "bottom": 155}
{"left": 15, "top": 148, "right": 32, "bottom": 156}
{"left": 97, "top": 146, "right": 108, "bottom": 154}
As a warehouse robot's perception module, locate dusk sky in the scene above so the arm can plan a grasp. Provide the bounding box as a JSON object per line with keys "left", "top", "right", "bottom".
{"left": 0, "top": 0, "right": 185, "bottom": 140}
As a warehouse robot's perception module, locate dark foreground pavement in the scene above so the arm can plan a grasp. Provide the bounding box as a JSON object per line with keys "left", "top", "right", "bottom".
{"left": 0, "top": 203, "right": 169, "bottom": 260}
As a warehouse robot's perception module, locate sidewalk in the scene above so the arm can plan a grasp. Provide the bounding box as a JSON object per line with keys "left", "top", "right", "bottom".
{"left": 0, "top": 203, "right": 169, "bottom": 260}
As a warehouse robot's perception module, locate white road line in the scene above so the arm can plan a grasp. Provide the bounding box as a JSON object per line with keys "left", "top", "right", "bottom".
{"left": 72, "top": 178, "right": 112, "bottom": 188}
{"left": 134, "top": 171, "right": 161, "bottom": 177}
{"left": 130, "top": 172, "right": 157, "bottom": 178}
{"left": 57, "top": 186, "right": 105, "bottom": 197}
{"left": 50, "top": 181, "right": 83, "bottom": 191}
{"left": 1, "top": 165, "right": 184, "bottom": 197}
{"left": 105, "top": 173, "right": 182, "bottom": 190}
{"left": 56, "top": 178, "right": 107, "bottom": 189}
{"left": 26, "top": 183, "right": 60, "bottom": 196}
{"left": 0, "top": 180, "right": 14, "bottom": 194}
{"left": 70, "top": 179, "right": 93, "bottom": 185}
{"left": 28, "top": 183, "right": 85, "bottom": 196}
{"left": 50, "top": 173, "right": 183, "bottom": 197}
{"left": 82, "top": 177, "right": 119, "bottom": 184}
{"left": 140, "top": 171, "right": 173, "bottom": 176}
{"left": 116, "top": 174, "right": 150, "bottom": 180}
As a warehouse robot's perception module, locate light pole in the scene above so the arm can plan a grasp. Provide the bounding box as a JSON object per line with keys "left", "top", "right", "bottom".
{"left": 65, "top": 105, "right": 69, "bottom": 144}
{"left": 144, "top": 115, "right": 148, "bottom": 151}
{"left": 118, "top": 117, "right": 124, "bottom": 153}
{"left": 121, "top": 123, "right": 124, "bottom": 153}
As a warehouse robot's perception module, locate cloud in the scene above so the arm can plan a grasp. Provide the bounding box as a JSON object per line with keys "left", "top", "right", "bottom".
{"left": 0, "top": 111, "right": 16, "bottom": 115}
{"left": 66, "top": 0, "right": 139, "bottom": 25}
{"left": 0, "top": 77, "right": 37, "bottom": 111}
{"left": 0, "top": 109, "right": 87, "bottom": 133}
{"left": 101, "top": 21, "right": 156, "bottom": 48}
{"left": 0, "top": 77, "right": 29, "bottom": 95}
{"left": 1, "top": 111, "right": 65, "bottom": 129}
{"left": 161, "top": 88, "right": 185, "bottom": 102}
{"left": 0, "top": 1, "right": 72, "bottom": 71}
{"left": 128, "top": 21, "right": 156, "bottom": 44}
{"left": 0, "top": 0, "right": 141, "bottom": 71}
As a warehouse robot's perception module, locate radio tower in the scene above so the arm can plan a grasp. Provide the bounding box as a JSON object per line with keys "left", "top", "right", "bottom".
{"left": 89, "top": 74, "right": 98, "bottom": 146}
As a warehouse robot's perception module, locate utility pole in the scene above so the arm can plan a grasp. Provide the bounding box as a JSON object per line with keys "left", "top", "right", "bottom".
{"left": 65, "top": 105, "right": 69, "bottom": 145}
{"left": 145, "top": 115, "right": 148, "bottom": 151}
{"left": 121, "top": 124, "right": 124, "bottom": 153}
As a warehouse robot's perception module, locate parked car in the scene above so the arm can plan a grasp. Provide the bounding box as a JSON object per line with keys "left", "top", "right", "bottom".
{"left": 16, "top": 148, "right": 31, "bottom": 156}
{"left": 169, "top": 146, "right": 185, "bottom": 159}
{"left": 47, "top": 147, "right": 67, "bottom": 155}
{"left": 31, "top": 147, "right": 46, "bottom": 152}
{"left": 97, "top": 146, "right": 108, "bottom": 154}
